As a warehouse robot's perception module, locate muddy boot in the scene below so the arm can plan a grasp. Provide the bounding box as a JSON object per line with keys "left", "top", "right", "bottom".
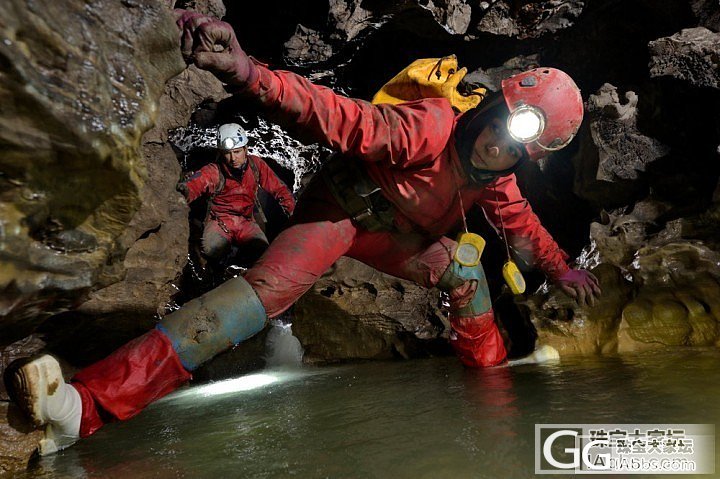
{"left": 438, "top": 261, "right": 508, "bottom": 368}
{"left": 10, "top": 355, "right": 81, "bottom": 455}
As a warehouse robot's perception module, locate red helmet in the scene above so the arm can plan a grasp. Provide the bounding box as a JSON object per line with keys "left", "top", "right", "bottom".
{"left": 501, "top": 68, "right": 583, "bottom": 161}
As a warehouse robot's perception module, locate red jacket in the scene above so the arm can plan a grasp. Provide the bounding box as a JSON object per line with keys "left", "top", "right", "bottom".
{"left": 184, "top": 155, "right": 295, "bottom": 218}
{"left": 243, "top": 65, "right": 570, "bottom": 280}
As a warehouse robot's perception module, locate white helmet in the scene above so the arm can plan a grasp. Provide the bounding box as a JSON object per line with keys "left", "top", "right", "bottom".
{"left": 217, "top": 123, "right": 248, "bottom": 151}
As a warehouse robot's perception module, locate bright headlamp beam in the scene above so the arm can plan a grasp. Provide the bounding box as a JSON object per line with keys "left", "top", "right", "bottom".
{"left": 222, "top": 137, "right": 238, "bottom": 150}
{"left": 507, "top": 107, "right": 544, "bottom": 142}
{"left": 195, "top": 373, "right": 278, "bottom": 397}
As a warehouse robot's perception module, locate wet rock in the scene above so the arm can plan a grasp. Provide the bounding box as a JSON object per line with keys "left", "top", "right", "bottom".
{"left": 649, "top": 27, "right": 720, "bottom": 88}
{"left": 0, "top": 0, "right": 185, "bottom": 345}
{"left": 176, "top": 0, "right": 227, "bottom": 19}
{"left": 0, "top": 335, "right": 46, "bottom": 401}
{"left": 618, "top": 263, "right": 720, "bottom": 351}
{"left": 523, "top": 264, "right": 633, "bottom": 356}
{"left": 589, "top": 198, "right": 680, "bottom": 267}
{"left": 284, "top": 25, "right": 334, "bottom": 64}
{"left": 689, "top": 0, "right": 720, "bottom": 32}
{"left": 571, "top": 84, "right": 670, "bottom": 209}
{"left": 418, "top": 0, "right": 473, "bottom": 35}
{"left": 293, "top": 258, "right": 451, "bottom": 363}
{"left": 52, "top": 66, "right": 230, "bottom": 359}
{"left": 474, "top": 0, "right": 584, "bottom": 38}
{"left": 0, "top": 402, "right": 43, "bottom": 476}
{"left": 630, "top": 241, "right": 720, "bottom": 289}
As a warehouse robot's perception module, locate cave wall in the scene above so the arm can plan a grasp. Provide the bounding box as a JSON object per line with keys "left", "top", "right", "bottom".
{"left": 0, "top": 0, "right": 186, "bottom": 345}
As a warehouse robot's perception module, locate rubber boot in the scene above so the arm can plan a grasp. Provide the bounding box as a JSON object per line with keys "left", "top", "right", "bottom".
{"left": 508, "top": 345, "right": 560, "bottom": 366}
{"left": 450, "top": 309, "right": 507, "bottom": 367}
{"left": 72, "top": 329, "right": 192, "bottom": 437}
{"left": 74, "top": 276, "right": 266, "bottom": 436}
{"left": 438, "top": 260, "right": 507, "bottom": 367}
{"left": 11, "top": 355, "right": 82, "bottom": 455}
{"left": 11, "top": 276, "right": 267, "bottom": 455}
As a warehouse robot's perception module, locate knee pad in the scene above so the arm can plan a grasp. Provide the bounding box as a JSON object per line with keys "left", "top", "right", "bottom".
{"left": 156, "top": 276, "right": 267, "bottom": 370}
{"left": 437, "top": 260, "right": 492, "bottom": 318}
{"left": 202, "top": 229, "right": 231, "bottom": 259}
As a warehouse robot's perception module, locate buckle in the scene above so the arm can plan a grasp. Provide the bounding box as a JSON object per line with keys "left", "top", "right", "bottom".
{"left": 353, "top": 209, "right": 373, "bottom": 221}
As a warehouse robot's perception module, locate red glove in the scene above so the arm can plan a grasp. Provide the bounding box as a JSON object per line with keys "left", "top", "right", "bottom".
{"left": 174, "top": 9, "right": 258, "bottom": 86}
{"left": 556, "top": 269, "right": 602, "bottom": 307}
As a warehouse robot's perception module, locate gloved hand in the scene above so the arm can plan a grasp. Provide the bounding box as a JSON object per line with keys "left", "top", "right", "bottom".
{"left": 174, "top": 9, "right": 258, "bottom": 86}
{"left": 556, "top": 269, "right": 602, "bottom": 307}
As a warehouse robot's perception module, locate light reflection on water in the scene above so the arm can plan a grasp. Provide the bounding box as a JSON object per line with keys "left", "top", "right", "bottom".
{"left": 20, "top": 349, "right": 720, "bottom": 479}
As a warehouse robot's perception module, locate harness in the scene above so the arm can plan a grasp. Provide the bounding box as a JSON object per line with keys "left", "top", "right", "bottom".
{"left": 321, "top": 154, "right": 396, "bottom": 232}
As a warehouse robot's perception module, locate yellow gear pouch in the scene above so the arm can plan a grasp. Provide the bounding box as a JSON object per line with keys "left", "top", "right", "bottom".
{"left": 502, "top": 260, "right": 526, "bottom": 295}
{"left": 454, "top": 232, "right": 486, "bottom": 267}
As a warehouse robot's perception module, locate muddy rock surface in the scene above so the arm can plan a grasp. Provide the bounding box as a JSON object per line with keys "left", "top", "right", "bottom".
{"left": 294, "top": 258, "right": 450, "bottom": 363}
{"left": 0, "top": 0, "right": 184, "bottom": 345}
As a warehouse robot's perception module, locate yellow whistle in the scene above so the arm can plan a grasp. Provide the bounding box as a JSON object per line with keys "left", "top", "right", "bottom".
{"left": 454, "top": 232, "right": 486, "bottom": 267}
{"left": 502, "top": 260, "right": 526, "bottom": 294}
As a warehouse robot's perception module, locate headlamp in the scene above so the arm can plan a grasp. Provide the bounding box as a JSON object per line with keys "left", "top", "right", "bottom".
{"left": 222, "top": 137, "right": 239, "bottom": 150}
{"left": 507, "top": 105, "right": 545, "bottom": 143}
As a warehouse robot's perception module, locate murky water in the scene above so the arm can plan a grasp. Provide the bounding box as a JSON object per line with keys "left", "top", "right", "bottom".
{"left": 21, "top": 349, "right": 720, "bottom": 479}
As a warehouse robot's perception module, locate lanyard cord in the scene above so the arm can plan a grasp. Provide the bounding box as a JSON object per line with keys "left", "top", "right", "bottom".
{"left": 457, "top": 190, "right": 469, "bottom": 234}
{"left": 493, "top": 185, "right": 512, "bottom": 260}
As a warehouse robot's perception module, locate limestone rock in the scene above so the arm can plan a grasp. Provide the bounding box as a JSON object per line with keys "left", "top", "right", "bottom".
{"left": 63, "top": 67, "right": 230, "bottom": 349}
{"left": 0, "top": 402, "right": 43, "bottom": 476}
{"left": 589, "top": 199, "right": 679, "bottom": 267}
{"left": 0, "top": 0, "right": 185, "bottom": 345}
{"left": 176, "top": 0, "right": 227, "bottom": 19}
{"left": 0, "top": 335, "right": 46, "bottom": 401}
{"left": 284, "top": 25, "right": 334, "bottom": 64}
{"left": 418, "top": 0, "right": 473, "bottom": 35}
{"left": 690, "top": 0, "right": 720, "bottom": 31}
{"left": 523, "top": 264, "right": 633, "bottom": 356}
{"left": 570, "top": 84, "right": 670, "bottom": 210}
{"left": 283, "top": 0, "right": 583, "bottom": 67}
{"left": 328, "top": 0, "right": 380, "bottom": 43}
{"left": 616, "top": 242, "right": 720, "bottom": 350}
{"left": 474, "top": 0, "right": 584, "bottom": 39}
{"left": 649, "top": 27, "right": 720, "bottom": 88}
{"left": 293, "top": 257, "right": 450, "bottom": 362}
{"left": 587, "top": 84, "right": 670, "bottom": 183}
{"left": 463, "top": 55, "right": 541, "bottom": 92}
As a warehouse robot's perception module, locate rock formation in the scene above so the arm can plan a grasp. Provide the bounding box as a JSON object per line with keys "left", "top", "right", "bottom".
{"left": 0, "top": 0, "right": 185, "bottom": 345}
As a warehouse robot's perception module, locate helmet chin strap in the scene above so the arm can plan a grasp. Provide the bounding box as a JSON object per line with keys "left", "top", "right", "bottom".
{"left": 467, "top": 156, "right": 527, "bottom": 186}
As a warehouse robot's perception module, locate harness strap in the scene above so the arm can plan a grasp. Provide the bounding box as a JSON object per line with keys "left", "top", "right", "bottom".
{"left": 321, "top": 155, "right": 396, "bottom": 232}
{"left": 247, "top": 157, "right": 268, "bottom": 224}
